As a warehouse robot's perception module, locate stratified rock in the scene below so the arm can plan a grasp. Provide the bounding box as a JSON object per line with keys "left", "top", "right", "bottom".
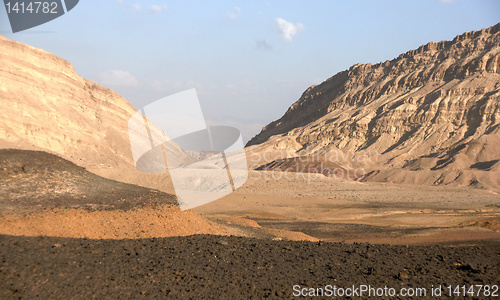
{"left": 0, "top": 35, "right": 138, "bottom": 168}
{"left": 247, "top": 23, "right": 500, "bottom": 192}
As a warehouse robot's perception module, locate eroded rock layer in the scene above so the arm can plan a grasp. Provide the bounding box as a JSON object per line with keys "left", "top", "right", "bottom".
{"left": 0, "top": 35, "right": 137, "bottom": 168}
{"left": 247, "top": 23, "right": 500, "bottom": 191}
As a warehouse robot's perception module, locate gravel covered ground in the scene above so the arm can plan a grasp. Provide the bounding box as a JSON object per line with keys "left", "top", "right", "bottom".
{"left": 1, "top": 234, "right": 499, "bottom": 299}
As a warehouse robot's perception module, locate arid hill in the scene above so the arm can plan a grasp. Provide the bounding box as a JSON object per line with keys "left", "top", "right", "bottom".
{"left": 0, "top": 37, "right": 229, "bottom": 240}
{"left": 0, "top": 149, "right": 232, "bottom": 239}
{"left": 0, "top": 149, "right": 317, "bottom": 241}
{"left": 0, "top": 149, "right": 176, "bottom": 214}
{"left": 247, "top": 23, "right": 500, "bottom": 192}
{"left": 0, "top": 34, "right": 166, "bottom": 169}
{"left": 0, "top": 34, "right": 192, "bottom": 197}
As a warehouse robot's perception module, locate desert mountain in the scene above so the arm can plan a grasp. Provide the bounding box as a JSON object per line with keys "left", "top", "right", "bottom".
{"left": 0, "top": 36, "right": 318, "bottom": 242}
{"left": 247, "top": 23, "right": 500, "bottom": 192}
{"left": 0, "top": 34, "right": 181, "bottom": 169}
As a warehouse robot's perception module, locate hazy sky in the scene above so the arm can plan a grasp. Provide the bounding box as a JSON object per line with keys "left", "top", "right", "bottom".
{"left": 1, "top": 0, "right": 499, "bottom": 141}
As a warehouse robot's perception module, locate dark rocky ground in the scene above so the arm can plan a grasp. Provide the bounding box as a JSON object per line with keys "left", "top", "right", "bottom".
{"left": 0, "top": 234, "right": 499, "bottom": 299}
{"left": 1, "top": 149, "right": 499, "bottom": 299}
{"left": 0, "top": 149, "right": 176, "bottom": 214}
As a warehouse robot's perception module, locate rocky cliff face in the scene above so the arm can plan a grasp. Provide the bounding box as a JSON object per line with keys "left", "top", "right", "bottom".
{"left": 0, "top": 35, "right": 141, "bottom": 168}
{"left": 247, "top": 23, "right": 500, "bottom": 192}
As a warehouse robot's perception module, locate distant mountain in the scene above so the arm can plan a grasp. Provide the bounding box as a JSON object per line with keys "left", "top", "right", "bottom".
{"left": 247, "top": 23, "right": 500, "bottom": 192}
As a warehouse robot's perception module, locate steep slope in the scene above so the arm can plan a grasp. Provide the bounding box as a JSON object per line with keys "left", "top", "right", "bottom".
{"left": 247, "top": 23, "right": 500, "bottom": 192}
{"left": 0, "top": 36, "right": 223, "bottom": 238}
{"left": 0, "top": 34, "right": 144, "bottom": 168}
{"left": 0, "top": 38, "right": 317, "bottom": 242}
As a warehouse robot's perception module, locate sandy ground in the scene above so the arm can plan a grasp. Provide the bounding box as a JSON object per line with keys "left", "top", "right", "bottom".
{"left": 0, "top": 205, "right": 317, "bottom": 242}
{"left": 0, "top": 150, "right": 317, "bottom": 242}
{"left": 194, "top": 171, "right": 500, "bottom": 244}
{"left": 89, "top": 167, "right": 500, "bottom": 245}
{"left": 0, "top": 205, "right": 226, "bottom": 239}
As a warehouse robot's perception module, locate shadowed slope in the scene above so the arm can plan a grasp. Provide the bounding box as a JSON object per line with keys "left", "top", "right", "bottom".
{"left": 0, "top": 149, "right": 177, "bottom": 214}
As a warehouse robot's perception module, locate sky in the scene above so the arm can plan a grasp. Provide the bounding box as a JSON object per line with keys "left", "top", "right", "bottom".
{"left": 1, "top": 0, "right": 499, "bottom": 142}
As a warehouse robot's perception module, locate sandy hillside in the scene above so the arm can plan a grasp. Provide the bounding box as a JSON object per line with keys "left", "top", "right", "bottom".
{"left": 0, "top": 149, "right": 316, "bottom": 241}
{"left": 0, "top": 149, "right": 223, "bottom": 238}
{"left": 0, "top": 34, "right": 190, "bottom": 170}
{"left": 0, "top": 36, "right": 235, "bottom": 240}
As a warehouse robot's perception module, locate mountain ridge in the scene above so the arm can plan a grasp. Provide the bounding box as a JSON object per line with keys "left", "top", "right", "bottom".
{"left": 246, "top": 23, "right": 500, "bottom": 192}
{"left": 0, "top": 34, "right": 138, "bottom": 168}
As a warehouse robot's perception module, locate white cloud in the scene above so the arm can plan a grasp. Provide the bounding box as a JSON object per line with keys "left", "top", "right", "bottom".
{"left": 255, "top": 40, "right": 273, "bottom": 50}
{"left": 439, "top": 0, "right": 454, "bottom": 3}
{"left": 275, "top": 17, "right": 304, "bottom": 41}
{"left": 228, "top": 6, "right": 241, "bottom": 20}
{"left": 98, "top": 70, "right": 140, "bottom": 88}
{"left": 149, "top": 4, "right": 168, "bottom": 13}
{"left": 112, "top": 0, "right": 123, "bottom": 4}
{"left": 132, "top": 4, "right": 142, "bottom": 11}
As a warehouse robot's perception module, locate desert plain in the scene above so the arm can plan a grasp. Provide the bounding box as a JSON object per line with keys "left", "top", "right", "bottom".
{"left": 1, "top": 20, "right": 500, "bottom": 299}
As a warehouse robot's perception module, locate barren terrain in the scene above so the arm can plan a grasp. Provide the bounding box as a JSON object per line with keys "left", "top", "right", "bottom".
{"left": 1, "top": 235, "right": 499, "bottom": 299}
{"left": 194, "top": 170, "right": 500, "bottom": 245}
{"left": 1, "top": 22, "right": 499, "bottom": 299}
{"left": 87, "top": 165, "right": 500, "bottom": 245}
{"left": 0, "top": 149, "right": 317, "bottom": 242}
